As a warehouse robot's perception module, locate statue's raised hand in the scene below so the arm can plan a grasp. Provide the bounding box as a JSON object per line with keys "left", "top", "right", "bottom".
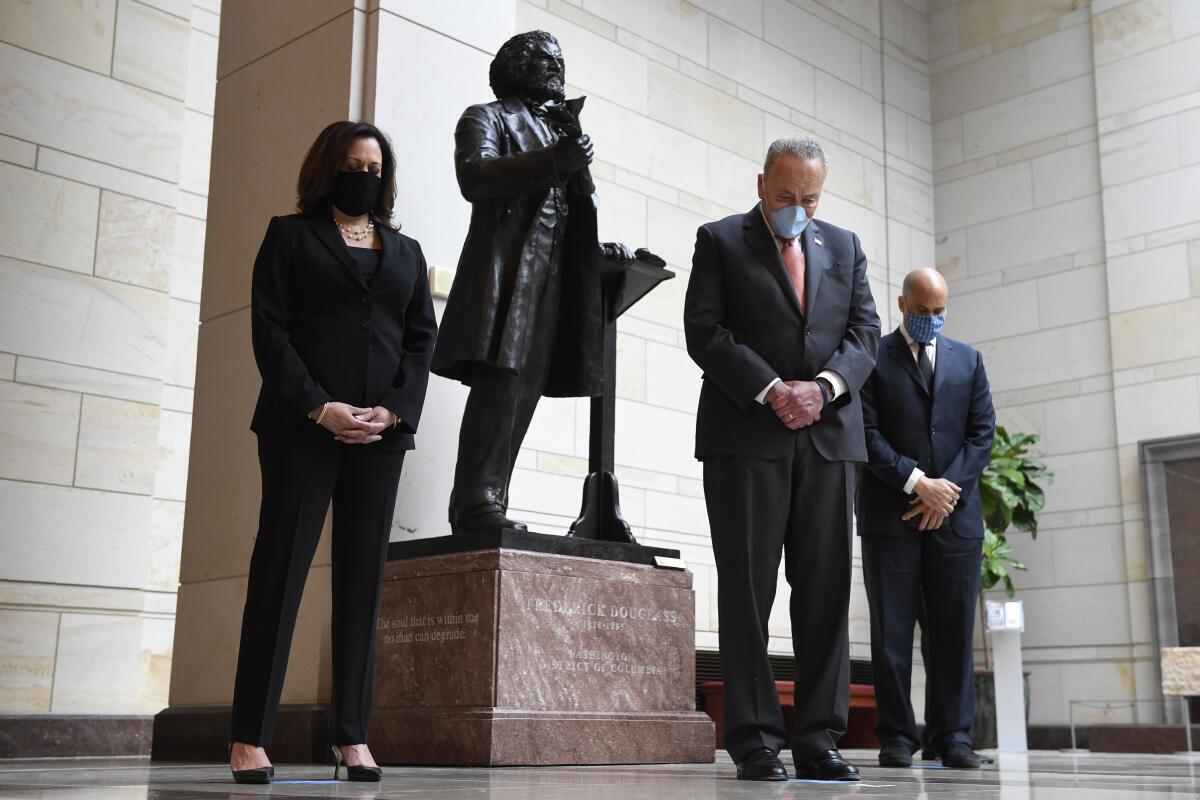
{"left": 553, "top": 134, "right": 593, "bottom": 175}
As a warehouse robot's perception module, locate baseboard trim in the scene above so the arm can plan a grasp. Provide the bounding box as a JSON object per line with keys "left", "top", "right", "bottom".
{"left": 1026, "top": 724, "right": 1090, "bottom": 750}
{"left": 151, "top": 704, "right": 331, "bottom": 763}
{"left": 6, "top": 714, "right": 1164, "bottom": 760}
{"left": 1089, "top": 723, "right": 1200, "bottom": 754}
{"left": 0, "top": 714, "right": 153, "bottom": 758}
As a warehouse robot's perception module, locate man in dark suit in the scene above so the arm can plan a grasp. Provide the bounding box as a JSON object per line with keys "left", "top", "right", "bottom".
{"left": 684, "top": 136, "right": 880, "bottom": 781}
{"left": 857, "top": 267, "right": 996, "bottom": 769}
{"left": 432, "top": 31, "right": 638, "bottom": 534}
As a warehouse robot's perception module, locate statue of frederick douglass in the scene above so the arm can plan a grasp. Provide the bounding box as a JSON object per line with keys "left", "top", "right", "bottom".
{"left": 432, "top": 30, "right": 634, "bottom": 534}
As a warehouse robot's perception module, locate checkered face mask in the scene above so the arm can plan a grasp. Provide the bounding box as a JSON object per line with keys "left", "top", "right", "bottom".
{"left": 905, "top": 311, "right": 945, "bottom": 344}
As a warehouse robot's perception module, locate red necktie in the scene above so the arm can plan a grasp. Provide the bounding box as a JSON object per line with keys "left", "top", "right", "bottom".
{"left": 778, "top": 237, "right": 805, "bottom": 312}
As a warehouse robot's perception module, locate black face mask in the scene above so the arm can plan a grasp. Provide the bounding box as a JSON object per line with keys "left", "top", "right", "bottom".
{"left": 329, "top": 170, "right": 382, "bottom": 217}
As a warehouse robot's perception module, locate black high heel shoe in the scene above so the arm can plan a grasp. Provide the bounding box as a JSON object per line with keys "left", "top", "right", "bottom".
{"left": 229, "top": 743, "right": 273, "bottom": 784}
{"left": 332, "top": 744, "right": 383, "bottom": 782}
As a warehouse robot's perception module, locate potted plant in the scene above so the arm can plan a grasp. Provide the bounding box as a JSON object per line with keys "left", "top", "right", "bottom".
{"left": 969, "top": 426, "right": 1051, "bottom": 748}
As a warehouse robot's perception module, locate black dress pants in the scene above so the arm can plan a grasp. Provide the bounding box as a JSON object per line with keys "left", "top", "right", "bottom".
{"left": 703, "top": 429, "right": 856, "bottom": 762}
{"left": 230, "top": 434, "right": 406, "bottom": 746}
{"left": 449, "top": 233, "right": 563, "bottom": 525}
{"left": 861, "top": 527, "right": 982, "bottom": 753}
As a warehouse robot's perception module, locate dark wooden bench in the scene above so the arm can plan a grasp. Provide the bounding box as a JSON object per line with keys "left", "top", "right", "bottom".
{"left": 699, "top": 681, "right": 879, "bottom": 749}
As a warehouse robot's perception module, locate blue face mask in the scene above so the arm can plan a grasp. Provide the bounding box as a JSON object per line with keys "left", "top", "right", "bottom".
{"left": 768, "top": 203, "right": 810, "bottom": 239}
{"left": 905, "top": 311, "right": 946, "bottom": 344}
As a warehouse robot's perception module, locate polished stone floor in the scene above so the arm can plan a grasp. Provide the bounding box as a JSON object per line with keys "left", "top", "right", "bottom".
{"left": 0, "top": 750, "right": 1198, "bottom": 799}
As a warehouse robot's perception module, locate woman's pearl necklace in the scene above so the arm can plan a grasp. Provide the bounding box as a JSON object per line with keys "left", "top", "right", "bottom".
{"left": 337, "top": 219, "right": 374, "bottom": 242}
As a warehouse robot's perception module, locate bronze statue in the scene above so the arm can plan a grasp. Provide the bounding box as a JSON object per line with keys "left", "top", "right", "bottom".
{"left": 433, "top": 30, "right": 645, "bottom": 535}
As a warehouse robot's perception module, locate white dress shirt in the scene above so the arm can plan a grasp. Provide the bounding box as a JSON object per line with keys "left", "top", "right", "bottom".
{"left": 898, "top": 319, "right": 937, "bottom": 494}
{"left": 754, "top": 204, "right": 848, "bottom": 406}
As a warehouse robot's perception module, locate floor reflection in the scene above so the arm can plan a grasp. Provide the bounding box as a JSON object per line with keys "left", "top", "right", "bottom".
{"left": 0, "top": 750, "right": 1197, "bottom": 799}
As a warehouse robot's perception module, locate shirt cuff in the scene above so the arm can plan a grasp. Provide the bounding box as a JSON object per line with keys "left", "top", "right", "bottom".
{"left": 904, "top": 467, "right": 925, "bottom": 495}
{"left": 816, "top": 369, "right": 847, "bottom": 401}
{"left": 755, "top": 377, "right": 782, "bottom": 405}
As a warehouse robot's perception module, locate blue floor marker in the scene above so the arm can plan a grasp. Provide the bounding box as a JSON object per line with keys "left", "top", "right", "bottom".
{"left": 269, "top": 779, "right": 341, "bottom": 784}
{"left": 786, "top": 778, "right": 867, "bottom": 784}
{"left": 787, "top": 779, "right": 898, "bottom": 787}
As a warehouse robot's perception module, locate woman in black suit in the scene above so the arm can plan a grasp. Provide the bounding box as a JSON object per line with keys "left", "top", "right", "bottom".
{"left": 228, "top": 121, "right": 437, "bottom": 783}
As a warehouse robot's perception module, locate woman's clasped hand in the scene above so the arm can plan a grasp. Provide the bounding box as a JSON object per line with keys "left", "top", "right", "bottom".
{"left": 309, "top": 402, "right": 397, "bottom": 444}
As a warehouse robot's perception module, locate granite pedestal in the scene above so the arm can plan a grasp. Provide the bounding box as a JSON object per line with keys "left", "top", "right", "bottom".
{"left": 369, "top": 531, "right": 714, "bottom": 766}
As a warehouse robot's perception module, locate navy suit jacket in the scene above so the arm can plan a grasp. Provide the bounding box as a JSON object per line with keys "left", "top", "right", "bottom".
{"left": 856, "top": 329, "right": 996, "bottom": 538}
{"left": 684, "top": 206, "right": 880, "bottom": 461}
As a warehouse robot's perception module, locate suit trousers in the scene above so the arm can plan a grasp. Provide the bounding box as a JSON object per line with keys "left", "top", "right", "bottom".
{"left": 449, "top": 224, "right": 563, "bottom": 524}
{"left": 861, "top": 528, "right": 982, "bottom": 752}
{"left": 703, "top": 428, "right": 856, "bottom": 762}
{"left": 230, "top": 434, "right": 406, "bottom": 746}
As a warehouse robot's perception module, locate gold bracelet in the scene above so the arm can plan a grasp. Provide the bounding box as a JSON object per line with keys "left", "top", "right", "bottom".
{"left": 315, "top": 402, "right": 330, "bottom": 425}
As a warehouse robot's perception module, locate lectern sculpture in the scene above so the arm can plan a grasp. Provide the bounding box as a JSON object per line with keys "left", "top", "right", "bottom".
{"left": 432, "top": 30, "right": 667, "bottom": 537}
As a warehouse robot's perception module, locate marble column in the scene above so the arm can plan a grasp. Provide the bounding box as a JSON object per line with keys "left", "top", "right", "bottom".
{"left": 167, "top": 0, "right": 369, "bottom": 721}
{"left": 162, "top": 0, "right": 515, "bottom": 756}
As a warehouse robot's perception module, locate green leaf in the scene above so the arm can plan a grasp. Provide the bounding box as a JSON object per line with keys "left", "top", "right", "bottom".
{"left": 1021, "top": 468, "right": 1049, "bottom": 486}
{"left": 996, "top": 468, "right": 1027, "bottom": 487}
{"left": 1024, "top": 483, "right": 1046, "bottom": 512}
{"left": 1012, "top": 507, "right": 1038, "bottom": 535}
{"left": 994, "top": 480, "right": 1019, "bottom": 506}
{"left": 986, "top": 483, "right": 1018, "bottom": 532}
{"left": 979, "top": 484, "right": 1006, "bottom": 531}
{"left": 1010, "top": 432, "right": 1039, "bottom": 449}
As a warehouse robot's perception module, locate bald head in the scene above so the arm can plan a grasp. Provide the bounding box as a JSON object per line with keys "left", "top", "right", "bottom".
{"left": 899, "top": 267, "right": 948, "bottom": 317}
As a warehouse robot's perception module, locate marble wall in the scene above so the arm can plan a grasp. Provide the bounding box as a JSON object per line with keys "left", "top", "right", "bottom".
{"left": 170, "top": 0, "right": 935, "bottom": 716}
{"left": 474, "top": 0, "right": 934, "bottom": 692}
{"left": 12, "top": 0, "right": 1185, "bottom": 732}
{"left": 379, "top": 0, "right": 934, "bottom": 655}
{"left": 0, "top": 0, "right": 219, "bottom": 714}
{"left": 1093, "top": 0, "right": 1200, "bottom": 722}
{"left": 930, "top": 0, "right": 1200, "bottom": 727}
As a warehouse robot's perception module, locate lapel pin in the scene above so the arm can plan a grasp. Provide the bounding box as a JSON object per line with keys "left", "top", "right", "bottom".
{"left": 814, "top": 237, "right": 823, "bottom": 246}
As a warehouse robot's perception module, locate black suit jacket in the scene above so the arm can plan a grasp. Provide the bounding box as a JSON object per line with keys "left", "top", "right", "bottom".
{"left": 432, "top": 96, "right": 603, "bottom": 397}
{"left": 249, "top": 213, "right": 438, "bottom": 451}
{"left": 683, "top": 206, "right": 880, "bottom": 461}
{"left": 856, "top": 329, "right": 996, "bottom": 538}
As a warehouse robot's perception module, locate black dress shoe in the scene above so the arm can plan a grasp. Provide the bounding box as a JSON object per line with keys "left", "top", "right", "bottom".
{"left": 735, "top": 748, "right": 788, "bottom": 781}
{"left": 795, "top": 749, "right": 861, "bottom": 781}
{"left": 941, "top": 742, "right": 982, "bottom": 769}
{"left": 878, "top": 741, "right": 913, "bottom": 767}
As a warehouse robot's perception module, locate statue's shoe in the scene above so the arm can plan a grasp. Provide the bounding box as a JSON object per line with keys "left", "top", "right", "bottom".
{"left": 451, "top": 511, "right": 528, "bottom": 535}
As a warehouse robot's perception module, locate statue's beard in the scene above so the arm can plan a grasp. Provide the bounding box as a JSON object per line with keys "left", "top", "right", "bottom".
{"left": 521, "top": 74, "right": 565, "bottom": 103}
